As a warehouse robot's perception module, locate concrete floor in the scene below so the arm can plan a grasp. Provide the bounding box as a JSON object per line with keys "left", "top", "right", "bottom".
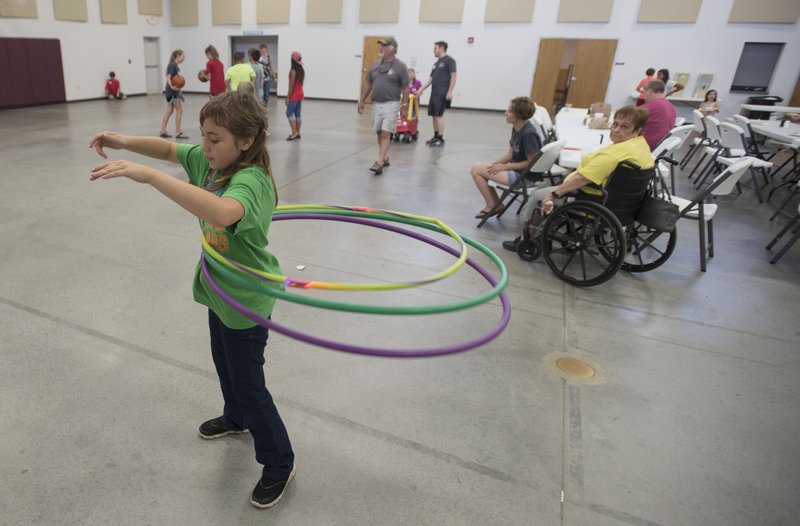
{"left": 1, "top": 95, "right": 799, "bottom": 526}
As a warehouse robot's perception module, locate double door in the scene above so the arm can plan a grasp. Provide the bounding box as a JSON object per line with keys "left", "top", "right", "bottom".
{"left": 530, "top": 39, "right": 618, "bottom": 117}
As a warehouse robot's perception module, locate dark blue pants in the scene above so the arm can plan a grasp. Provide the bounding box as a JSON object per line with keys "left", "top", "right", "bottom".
{"left": 208, "top": 310, "right": 294, "bottom": 478}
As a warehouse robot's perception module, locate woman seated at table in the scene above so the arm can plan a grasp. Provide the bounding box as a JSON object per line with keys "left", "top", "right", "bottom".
{"left": 699, "top": 89, "right": 720, "bottom": 116}
{"left": 503, "top": 105, "right": 654, "bottom": 251}
{"left": 470, "top": 96, "right": 542, "bottom": 219}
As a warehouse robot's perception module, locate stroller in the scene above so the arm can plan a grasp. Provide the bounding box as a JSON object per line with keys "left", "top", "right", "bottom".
{"left": 391, "top": 94, "right": 419, "bottom": 143}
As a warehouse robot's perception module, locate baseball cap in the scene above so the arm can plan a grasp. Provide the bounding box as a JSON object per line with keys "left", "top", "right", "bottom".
{"left": 378, "top": 37, "right": 398, "bottom": 48}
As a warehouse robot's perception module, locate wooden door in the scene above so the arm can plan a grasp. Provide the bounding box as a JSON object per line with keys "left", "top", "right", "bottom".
{"left": 790, "top": 72, "right": 800, "bottom": 107}
{"left": 568, "top": 39, "right": 618, "bottom": 109}
{"left": 530, "top": 38, "right": 565, "bottom": 117}
{"left": 360, "top": 36, "right": 383, "bottom": 104}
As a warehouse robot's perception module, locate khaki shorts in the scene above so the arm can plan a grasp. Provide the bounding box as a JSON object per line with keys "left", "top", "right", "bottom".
{"left": 372, "top": 101, "right": 400, "bottom": 133}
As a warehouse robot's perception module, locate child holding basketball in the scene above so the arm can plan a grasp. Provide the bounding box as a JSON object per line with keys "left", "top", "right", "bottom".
{"left": 89, "top": 91, "right": 295, "bottom": 509}
{"left": 159, "top": 49, "right": 188, "bottom": 139}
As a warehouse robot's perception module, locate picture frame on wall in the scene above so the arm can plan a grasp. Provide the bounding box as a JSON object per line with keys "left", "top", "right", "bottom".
{"left": 674, "top": 72, "right": 690, "bottom": 97}
{"left": 694, "top": 74, "right": 714, "bottom": 98}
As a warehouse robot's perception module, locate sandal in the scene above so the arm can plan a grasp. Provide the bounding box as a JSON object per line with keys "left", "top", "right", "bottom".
{"left": 475, "top": 203, "right": 506, "bottom": 220}
{"left": 175, "top": 133, "right": 189, "bottom": 139}
{"left": 286, "top": 134, "right": 298, "bottom": 141}
{"left": 383, "top": 157, "right": 390, "bottom": 167}
{"left": 159, "top": 132, "right": 172, "bottom": 138}
{"left": 369, "top": 162, "right": 383, "bottom": 175}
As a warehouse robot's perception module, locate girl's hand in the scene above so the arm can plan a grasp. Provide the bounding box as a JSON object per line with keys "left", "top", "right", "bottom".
{"left": 89, "top": 131, "right": 126, "bottom": 159}
{"left": 90, "top": 159, "right": 160, "bottom": 184}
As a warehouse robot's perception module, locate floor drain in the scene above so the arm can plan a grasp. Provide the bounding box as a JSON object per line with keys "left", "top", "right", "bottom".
{"left": 555, "top": 357, "right": 596, "bottom": 378}
{"left": 543, "top": 352, "right": 609, "bottom": 385}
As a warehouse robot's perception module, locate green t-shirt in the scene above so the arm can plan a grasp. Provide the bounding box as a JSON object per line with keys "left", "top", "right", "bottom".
{"left": 566, "top": 135, "right": 654, "bottom": 196}
{"left": 177, "top": 144, "right": 281, "bottom": 329}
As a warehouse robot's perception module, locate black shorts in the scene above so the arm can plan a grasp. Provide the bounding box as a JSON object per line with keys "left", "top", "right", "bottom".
{"left": 427, "top": 93, "right": 449, "bottom": 117}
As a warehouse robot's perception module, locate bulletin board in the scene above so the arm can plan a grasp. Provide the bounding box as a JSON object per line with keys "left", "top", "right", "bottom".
{"left": 557, "top": 0, "right": 613, "bottom": 22}
{"left": 307, "top": 0, "right": 342, "bottom": 23}
{"left": 53, "top": 0, "right": 88, "bottom": 21}
{"left": 257, "top": 0, "right": 290, "bottom": 24}
{"left": 138, "top": 0, "right": 161, "bottom": 16}
{"left": 419, "top": 0, "right": 464, "bottom": 23}
{"left": 212, "top": 0, "right": 241, "bottom": 25}
{"left": 729, "top": 0, "right": 800, "bottom": 23}
{"left": 0, "top": 0, "right": 38, "bottom": 18}
{"left": 485, "top": 0, "right": 535, "bottom": 23}
{"left": 638, "top": 0, "right": 701, "bottom": 23}
{"left": 170, "top": 0, "right": 198, "bottom": 26}
{"left": 360, "top": 0, "right": 399, "bottom": 23}
{"left": 100, "top": 0, "right": 128, "bottom": 24}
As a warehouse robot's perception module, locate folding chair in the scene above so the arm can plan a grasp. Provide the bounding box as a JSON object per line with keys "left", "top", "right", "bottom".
{"left": 708, "top": 123, "right": 772, "bottom": 202}
{"left": 669, "top": 157, "right": 755, "bottom": 271}
{"left": 477, "top": 139, "right": 567, "bottom": 227}
{"left": 652, "top": 136, "right": 682, "bottom": 194}
{"left": 769, "top": 180, "right": 800, "bottom": 221}
{"left": 766, "top": 203, "right": 800, "bottom": 263}
{"left": 687, "top": 115, "right": 722, "bottom": 182}
{"left": 679, "top": 109, "right": 709, "bottom": 169}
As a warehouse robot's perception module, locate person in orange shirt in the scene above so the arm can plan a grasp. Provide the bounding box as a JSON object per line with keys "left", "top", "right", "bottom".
{"left": 635, "top": 68, "right": 656, "bottom": 106}
{"left": 105, "top": 71, "right": 126, "bottom": 100}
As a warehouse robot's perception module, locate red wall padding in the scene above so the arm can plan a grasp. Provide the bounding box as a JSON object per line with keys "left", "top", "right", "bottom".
{"left": 0, "top": 38, "right": 66, "bottom": 109}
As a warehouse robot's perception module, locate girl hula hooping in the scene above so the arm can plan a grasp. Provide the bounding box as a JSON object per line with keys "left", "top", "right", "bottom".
{"left": 89, "top": 90, "right": 295, "bottom": 510}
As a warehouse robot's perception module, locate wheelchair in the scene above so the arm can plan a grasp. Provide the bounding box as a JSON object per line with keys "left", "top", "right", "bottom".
{"left": 515, "top": 161, "right": 678, "bottom": 287}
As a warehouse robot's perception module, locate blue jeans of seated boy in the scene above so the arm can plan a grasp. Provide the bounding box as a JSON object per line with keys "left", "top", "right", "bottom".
{"left": 208, "top": 309, "right": 294, "bottom": 479}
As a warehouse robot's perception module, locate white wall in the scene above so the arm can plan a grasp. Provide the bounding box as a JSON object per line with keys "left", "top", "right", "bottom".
{"left": 2, "top": 0, "right": 799, "bottom": 117}
{"left": 0, "top": 1, "right": 169, "bottom": 100}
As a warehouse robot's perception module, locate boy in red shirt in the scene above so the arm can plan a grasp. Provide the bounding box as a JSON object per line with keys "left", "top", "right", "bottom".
{"left": 105, "top": 71, "right": 127, "bottom": 100}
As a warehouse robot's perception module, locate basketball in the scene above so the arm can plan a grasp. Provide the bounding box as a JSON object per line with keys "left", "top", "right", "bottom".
{"left": 173, "top": 74, "right": 186, "bottom": 88}
{"left": 197, "top": 69, "right": 209, "bottom": 83}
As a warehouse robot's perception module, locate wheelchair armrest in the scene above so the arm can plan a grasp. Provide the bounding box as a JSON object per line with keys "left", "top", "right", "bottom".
{"left": 658, "top": 157, "right": 680, "bottom": 166}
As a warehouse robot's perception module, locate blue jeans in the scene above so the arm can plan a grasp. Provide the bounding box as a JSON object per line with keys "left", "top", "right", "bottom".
{"left": 262, "top": 78, "right": 271, "bottom": 106}
{"left": 286, "top": 100, "right": 302, "bottom": 121}
{"left": 208, "top": 309, "right": 294, "bottom": 478}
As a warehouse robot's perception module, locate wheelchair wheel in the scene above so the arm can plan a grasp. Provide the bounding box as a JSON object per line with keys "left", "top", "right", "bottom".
{"left": 516, "top": 238, "right": 542, "bottom": 261}
{"left": 542, "top": 201, "right": 625, "bottom": 287}
{"left": 621, "top": 222, "right": 677, "bottom": 273}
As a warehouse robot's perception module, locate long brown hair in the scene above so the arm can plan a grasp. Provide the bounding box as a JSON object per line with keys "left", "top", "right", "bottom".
{"left": 199, "top": 91, "right": 276, "bottom": 203}
{"left": 204, "top": 45, "right": 219, "bottom": 60}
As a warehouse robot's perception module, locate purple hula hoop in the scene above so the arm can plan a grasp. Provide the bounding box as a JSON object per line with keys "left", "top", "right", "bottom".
{"left": 200, "top": 213, "right": 511, "bottom": 358}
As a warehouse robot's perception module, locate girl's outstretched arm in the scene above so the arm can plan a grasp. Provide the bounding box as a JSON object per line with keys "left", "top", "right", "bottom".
{"left": 89, "top": 139, "right": 244, "bottom": 228}
{"left": 90, "top": 132, "right": 179, "bottom": 163}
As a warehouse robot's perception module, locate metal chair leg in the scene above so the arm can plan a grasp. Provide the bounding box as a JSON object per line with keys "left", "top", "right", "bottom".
{"left": 769, "top": 224, "right": 800, "bottom": 264}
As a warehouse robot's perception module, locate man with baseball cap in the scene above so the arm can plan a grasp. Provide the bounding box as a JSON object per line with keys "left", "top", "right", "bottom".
{"left": 358, "top": 36, "right": 410, "bottom": 175}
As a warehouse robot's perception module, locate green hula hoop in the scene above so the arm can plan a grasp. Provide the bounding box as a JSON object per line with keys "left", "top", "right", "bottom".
{"left": 201, "top": 209, "right": 508, "bottom": 315}
{"left": 201, "top": 204, "right": 467, "bottom": 291}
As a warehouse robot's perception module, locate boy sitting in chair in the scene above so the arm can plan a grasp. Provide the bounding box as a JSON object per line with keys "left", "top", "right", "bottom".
{"left": 503, "top": 105, "right": 653, "bottom": 251}
{"left": 471, "top": 97, "right": 542, "bottom": 220}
